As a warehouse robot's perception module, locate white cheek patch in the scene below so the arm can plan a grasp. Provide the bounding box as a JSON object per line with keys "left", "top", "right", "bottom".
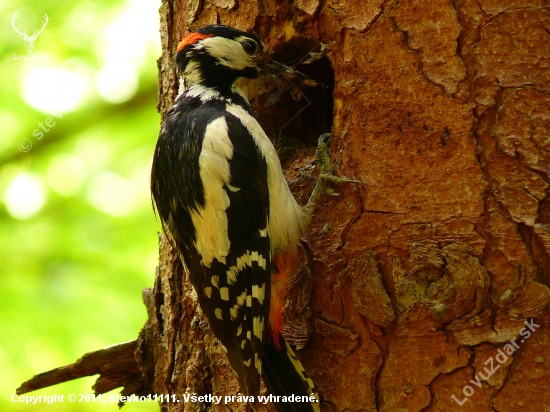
{"left": 190, "top": 116, "right": 234, "bottom": 267}
{"left": 198, "top": 36, "right": 252, "bottom": 70}
{"left": 183, "top": 61, "right": 203, "bottom": 87}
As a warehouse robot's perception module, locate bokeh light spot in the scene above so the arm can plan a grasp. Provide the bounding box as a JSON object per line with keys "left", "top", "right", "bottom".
{"left": 22, "top": 68, "right": 88, "bottom": 114}
{"left": 4, "top": 173, "right": 46, "bottom": 219}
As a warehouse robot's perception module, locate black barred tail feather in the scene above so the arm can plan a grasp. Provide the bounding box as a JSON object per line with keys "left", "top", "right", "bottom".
{"left": 262, "top": 334, "right": 320, "bottom": 412}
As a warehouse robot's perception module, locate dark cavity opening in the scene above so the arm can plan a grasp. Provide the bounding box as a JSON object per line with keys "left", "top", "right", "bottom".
{"left": 252, "top": 38, "right": 335, "bottom": 153}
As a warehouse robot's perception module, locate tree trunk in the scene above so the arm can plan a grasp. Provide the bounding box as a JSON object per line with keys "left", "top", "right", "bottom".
{"left": 20, "top": 1, "right": 550, "bottom": 411}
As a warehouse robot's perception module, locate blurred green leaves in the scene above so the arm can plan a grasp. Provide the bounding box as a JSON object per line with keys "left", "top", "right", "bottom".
{"left": 0, "top": 1, "right": 162, "bottom": 411}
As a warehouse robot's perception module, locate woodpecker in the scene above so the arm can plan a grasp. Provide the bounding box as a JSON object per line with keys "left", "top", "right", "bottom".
{"left": 151, "top": 25, "right": 341, "bottom": 412}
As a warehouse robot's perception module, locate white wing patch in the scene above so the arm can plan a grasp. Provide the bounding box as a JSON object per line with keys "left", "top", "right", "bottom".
{"left": 190, "top": 116, "right": 233, "bottom": 267}
{"left": 225, "top": 104, "right": 305, "bottom": 257}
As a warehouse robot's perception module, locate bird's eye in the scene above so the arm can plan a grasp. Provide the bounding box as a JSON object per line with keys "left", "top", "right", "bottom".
{"left": 241, "top": 40, "right": 258, "bottom": 55}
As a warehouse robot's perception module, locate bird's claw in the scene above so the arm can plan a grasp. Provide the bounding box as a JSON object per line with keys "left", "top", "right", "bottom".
{"left": 315, "top": 133, "right": 364, "bottom": 197}
{"left": 302, "top": 133, "right": 365, "bottom": 228}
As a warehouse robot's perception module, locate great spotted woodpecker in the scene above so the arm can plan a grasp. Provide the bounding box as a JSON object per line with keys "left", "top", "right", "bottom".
{"left": 151, "top": 25, "right": 342, "bottom": 412}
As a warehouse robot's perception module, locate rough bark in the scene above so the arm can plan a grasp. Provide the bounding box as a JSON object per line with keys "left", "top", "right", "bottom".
{"left": 147, "top": 1, "right": 550, "bottom": 410}
{"left": 18, "top": 1, "right": 550, "bottom": 411}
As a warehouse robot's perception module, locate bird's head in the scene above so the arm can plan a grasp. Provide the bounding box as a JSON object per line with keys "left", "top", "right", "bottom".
{"left": 175, "top": 25, "right": 272, "bottom": 100}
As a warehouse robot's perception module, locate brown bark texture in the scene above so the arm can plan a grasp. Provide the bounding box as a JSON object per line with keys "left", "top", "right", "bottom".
{"left": 147, "top": 0, "right": 550, "bottom": 411}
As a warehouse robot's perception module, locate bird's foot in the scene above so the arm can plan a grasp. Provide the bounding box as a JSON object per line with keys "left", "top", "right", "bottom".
{"left": 315, "top": 133, "right": 363, "bottom": 197}
{"left": 303, "top": 133, "right": 364, "bottom": 222}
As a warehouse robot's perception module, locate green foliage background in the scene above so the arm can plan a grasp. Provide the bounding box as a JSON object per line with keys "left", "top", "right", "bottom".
{"left": 1, "top": 1, "right": 162, "bottom": 411}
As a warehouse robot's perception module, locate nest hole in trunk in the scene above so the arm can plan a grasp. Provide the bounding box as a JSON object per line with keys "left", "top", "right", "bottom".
{"left": 252, "top": 37, "right": 335, "bottom": 163}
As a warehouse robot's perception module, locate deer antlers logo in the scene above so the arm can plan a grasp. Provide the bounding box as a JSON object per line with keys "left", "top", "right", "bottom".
{"left": 12, "top": 11, "right": 49, "bottom": 54}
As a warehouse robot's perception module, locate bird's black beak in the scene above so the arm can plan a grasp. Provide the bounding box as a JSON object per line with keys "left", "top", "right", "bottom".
{"left": 266, "top": 60, "right": 293, "bottom": 76}
{"left": 268, "top": 60, "right": 326, "bottom": 88}
{"left": 259, "top": 54, "right": 326, "bottom": 88}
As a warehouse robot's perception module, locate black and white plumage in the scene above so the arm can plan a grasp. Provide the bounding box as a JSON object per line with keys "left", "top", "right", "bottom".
{"left": 151, "top": 25, "right": 319, "bottom": 411}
